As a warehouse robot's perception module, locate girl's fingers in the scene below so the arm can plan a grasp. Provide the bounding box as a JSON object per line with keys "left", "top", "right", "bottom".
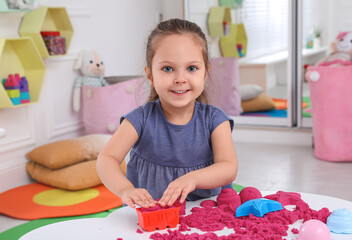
{"left": 167, "top": 188, "right": 182, "bottom": 206}
{"left": 158, "top": 189, "right": 172, "bottom": 206}
{"left": 179, "top": 189, "right": 189, "bottom": 204}
{"left": 125, "top": 198, "right": 136, "bottom": 208}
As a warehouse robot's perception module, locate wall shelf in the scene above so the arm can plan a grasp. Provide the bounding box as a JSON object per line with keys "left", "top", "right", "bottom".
{"left": 0, "top": 37, "right": 46, "bottom": 108}
{"left": 207, "top": 7, "right": 231, "bottom": 37}
{"left": 220, "top": 23, "right": 247, "bottom": 58}
{"left": 19, "top": 6, "right": 74, "bottom": 58}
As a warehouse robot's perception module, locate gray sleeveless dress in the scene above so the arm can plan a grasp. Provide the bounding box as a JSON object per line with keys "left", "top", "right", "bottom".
{"left": 120, "top": 99, "right": 234, "bottom": 201}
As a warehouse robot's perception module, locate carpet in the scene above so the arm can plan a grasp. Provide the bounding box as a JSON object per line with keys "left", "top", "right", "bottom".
{"left": 0, "top": 183, "right": 122, "bottom": 220}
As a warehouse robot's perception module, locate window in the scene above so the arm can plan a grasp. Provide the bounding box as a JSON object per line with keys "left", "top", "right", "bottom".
{"left": 238, "top": 0, "right": 289, "bottom": 58}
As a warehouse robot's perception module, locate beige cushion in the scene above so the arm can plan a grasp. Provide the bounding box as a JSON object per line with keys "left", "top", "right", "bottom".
{"left": 239, "top": 84, "right": 264, "bottom": 101}
{"left": 26, "top": 134, "right": 111, "bottom": 169}
{"left": 26, "top": 159, "right": 127, "bottom": 190}
{"left": 241, "top": 93, "right": 275, "bottom": 112}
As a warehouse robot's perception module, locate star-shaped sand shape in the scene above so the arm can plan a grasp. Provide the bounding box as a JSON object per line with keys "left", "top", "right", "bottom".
{"left": 264, "top": 191, "right": 309, "bottom": 211}
{"left": 235, "top": 198, "right": 283, "bottom": 217}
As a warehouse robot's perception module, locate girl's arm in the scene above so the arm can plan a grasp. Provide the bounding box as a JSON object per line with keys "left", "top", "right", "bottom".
{"left": 96, "top": 119, "right": 155, "bottom": 208}
{"left": 159, "top": 120, "right": 238, "bottom": 206}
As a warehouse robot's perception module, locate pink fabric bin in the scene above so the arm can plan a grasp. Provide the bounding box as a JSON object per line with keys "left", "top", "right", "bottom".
{"left": 306, "top": 66, "right": 352, "bottom": 162}
{"left": 81, "top": 77, "right": 146, "bottom": 134}
{"left": 206, "top": 57, "right": 241, "bottom": 116}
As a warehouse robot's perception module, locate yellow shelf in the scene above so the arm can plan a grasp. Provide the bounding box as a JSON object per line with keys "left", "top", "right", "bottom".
{"left": 207, "top": 7, "right": 231, "bottom": 37}
{"left": 0, "top": 37, "right": 46, "bottom": 108}
{"left": 220, "top": 23, "right": 247, "bottom": 58}
{"left": 19, "top": 6, "right": 74, "bottom": 58}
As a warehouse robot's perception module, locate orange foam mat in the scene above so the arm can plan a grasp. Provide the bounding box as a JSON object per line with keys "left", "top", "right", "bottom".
{"left": 273, "top": 98, "right": 308, "bottom": 110}
{"left": 0, "top": 183, "right": 122, "bottom": 220}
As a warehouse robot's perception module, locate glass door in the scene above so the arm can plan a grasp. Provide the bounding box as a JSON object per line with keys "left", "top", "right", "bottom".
{"left": 184, "top": 0, "right": 294, "bottom": 127}
{"left": 297, "top": 0, "right": 346, "bottom": 128}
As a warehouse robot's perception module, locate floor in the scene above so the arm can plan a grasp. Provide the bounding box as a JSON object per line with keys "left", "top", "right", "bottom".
{"left": 1, "top": 142, "right": 352, "bottom": 234}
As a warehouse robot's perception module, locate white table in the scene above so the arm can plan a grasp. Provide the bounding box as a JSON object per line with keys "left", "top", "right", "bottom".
{"left": 20, "top": 191, "right": 352, "bottom": 240}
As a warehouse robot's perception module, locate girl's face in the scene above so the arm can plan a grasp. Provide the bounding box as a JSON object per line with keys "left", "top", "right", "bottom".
{"left": 146, "top": 34, "right": 207, "bottom": 110}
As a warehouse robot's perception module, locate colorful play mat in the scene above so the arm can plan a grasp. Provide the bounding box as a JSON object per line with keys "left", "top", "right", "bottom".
{"left": 0, "top": 184, "right": 245, "bottom": 240}
{"left": 241, "top": 97, "right": 312, "bottom": 118}
{"left": 0, "top": 183, "right": 122, "bottom": 220}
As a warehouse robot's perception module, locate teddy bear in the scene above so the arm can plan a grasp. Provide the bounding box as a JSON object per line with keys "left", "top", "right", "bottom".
{"left": 72, "top": 50, "right": 109, "bottom": 112}
{"left": 316, "top": 31, "right": 352, "bottom": 66}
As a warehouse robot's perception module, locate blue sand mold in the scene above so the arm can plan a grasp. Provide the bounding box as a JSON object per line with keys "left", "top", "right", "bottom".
{"left": 236, "top": 198, "right": 283, "bottom": 218}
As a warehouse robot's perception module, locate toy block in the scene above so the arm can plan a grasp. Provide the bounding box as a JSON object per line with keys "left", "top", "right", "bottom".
{"left": 207, "top": 7, "right": 231, "bottom": 37}
{"left": 11, "top": 97, "right": 21, "bottom": 105}
{"left": 20, "top": 92, "right": 30, "bottom": 100}
{"left": 4, "top": 74, "right": 19, "bottom": 89}
{"left": 6, "top": 89, "right": 20, "bottom": 98}
{"left": 20, "top": 77, "right": 29, "bottom": 92}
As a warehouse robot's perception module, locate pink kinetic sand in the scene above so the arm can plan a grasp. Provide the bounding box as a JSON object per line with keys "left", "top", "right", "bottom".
{"left": 200, "top": 199, "right": 217, "bottom": 208}
{"left": 149, "top": 188, "right": 331, "bottom": 240}
{"left": 265, "top": 191, "right": 310, "bottom": 211}
{"left": 216, "top": 188, "right": 241, "bottom": 214}
{"left": 239, "top": 187, "right": 262, "bottom": 203}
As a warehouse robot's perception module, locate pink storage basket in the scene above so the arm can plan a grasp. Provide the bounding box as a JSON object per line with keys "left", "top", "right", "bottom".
{"left": 206, "top": 57, "right": 241, "bottom": 116}
{"left": 306, "top": 66, "right": 352, "bottom": 162}
{"left": 81, "top": 77, "right": 146, "bottom": 134}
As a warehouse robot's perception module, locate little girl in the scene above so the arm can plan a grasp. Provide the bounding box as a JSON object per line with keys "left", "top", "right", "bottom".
{"left": 97, "top": 18, "right": 238, "bottom": 209}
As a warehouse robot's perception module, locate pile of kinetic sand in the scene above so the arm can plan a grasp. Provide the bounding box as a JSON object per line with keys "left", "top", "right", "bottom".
{"left": 148, "top": 187, "right": 331, "bottom": 240}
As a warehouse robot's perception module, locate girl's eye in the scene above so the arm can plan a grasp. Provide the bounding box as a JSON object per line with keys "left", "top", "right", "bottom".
{"left": 89, "top": 60, "right": 93, "bottom": 64}
{"left": 187, "top": 66, "right": 198, "bottom": 72}
{"left": 101, "top": 61, "right": 104, "bottom": 65}
{"left": 162, "top": 66, "right": 173, "bottom": 72}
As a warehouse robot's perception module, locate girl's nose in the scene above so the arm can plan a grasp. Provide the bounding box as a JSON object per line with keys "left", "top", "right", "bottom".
{"left": 174, "top": 73, "right": 187, "bottom": 84}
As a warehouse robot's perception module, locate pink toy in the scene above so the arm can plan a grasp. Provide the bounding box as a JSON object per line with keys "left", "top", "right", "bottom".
{"left": 239, "top": 187, "right": 262, "bottom": 203}
{"left": 306, "top": 66, "right": 352, "bottom": 161}
{"left": 296, "top": 219, "right": 332, "bottom": 240}
{"left": 316, "top": 31, "right": 352, "bottom": 66}
{"left": 73, "top": 50, "right": 109, "bottom": 112}
{"left": 4, "top": 74, "right": 20, "bottom": 105}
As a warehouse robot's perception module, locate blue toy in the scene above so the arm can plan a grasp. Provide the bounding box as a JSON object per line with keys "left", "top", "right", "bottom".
{"left": 235, "top": 198, "right": 283, "bottom": 218}
{"left": 327, "top": 208, "right": 352, "bottom": 234}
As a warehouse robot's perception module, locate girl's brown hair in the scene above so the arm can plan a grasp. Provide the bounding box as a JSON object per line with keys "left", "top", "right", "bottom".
{"left": 145, "top": 18, "right": 210, "bottom": 103}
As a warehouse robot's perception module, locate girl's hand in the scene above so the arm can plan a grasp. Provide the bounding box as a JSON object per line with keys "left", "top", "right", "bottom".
{"left": 158, "top": 173, "right": 197, "bottom": 207}
{"left": 121, "top": 187, "right": 156, "bottom": 208}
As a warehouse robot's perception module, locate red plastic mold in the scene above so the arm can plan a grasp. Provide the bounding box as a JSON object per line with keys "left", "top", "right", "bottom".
{"left": 136, "top": 204, "right": 181, "bottom": 232}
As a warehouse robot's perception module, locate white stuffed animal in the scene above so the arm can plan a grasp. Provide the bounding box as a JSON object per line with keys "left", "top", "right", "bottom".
{"left": 72, "top": 50, "right": 109, "bottom": 112}
{"left": 316, "top": 31, "right": 352, "bottom": 66}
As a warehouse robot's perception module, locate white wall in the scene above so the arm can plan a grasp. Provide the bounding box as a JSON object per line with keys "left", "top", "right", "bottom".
{"left": 0, "top": 0, "right": 167, "bottom": 193}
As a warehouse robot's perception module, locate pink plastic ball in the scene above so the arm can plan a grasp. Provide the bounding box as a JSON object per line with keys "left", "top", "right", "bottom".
{"left": 296, "top": 219, "right": 332, "bottom": 240}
